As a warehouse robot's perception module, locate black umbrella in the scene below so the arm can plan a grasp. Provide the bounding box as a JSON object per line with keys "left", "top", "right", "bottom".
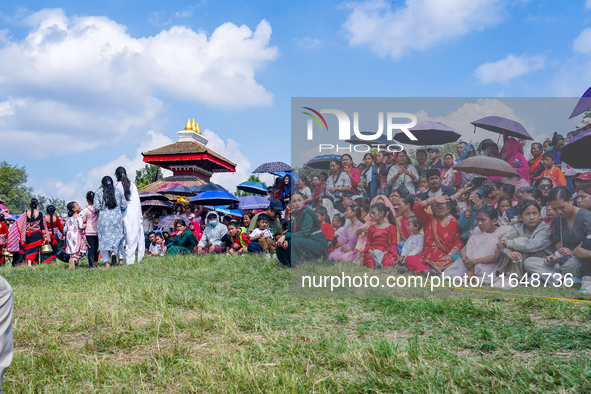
{"left": 561, "top": 129, "right": 591, "bottom": 168}
{"left": 191, "top": 183, "right": 228, "bottom": 193}
{"left": 158, "top": 185, "right": 195, "bottom": 196}
{"left": 393, "top": 121, "right": 461, "bottom": 146}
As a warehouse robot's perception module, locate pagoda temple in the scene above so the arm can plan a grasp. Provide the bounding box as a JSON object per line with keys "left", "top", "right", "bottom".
{"left": 139, "top": 119, "right": 236, "bottom": 192}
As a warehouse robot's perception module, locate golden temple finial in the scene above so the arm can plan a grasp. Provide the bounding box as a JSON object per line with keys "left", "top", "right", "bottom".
{"left": 191, "top": 119, "right": 197, "bottom": 132}
{"left": 196, "top": 123, "right": 202, "bottom": 135}
{"left": 184, "top": 119, "right": 192, "bottom": 130}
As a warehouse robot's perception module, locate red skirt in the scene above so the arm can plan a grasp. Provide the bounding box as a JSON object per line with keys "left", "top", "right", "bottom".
{"left": 24, "top": 230, "right": 44, "bottom": 264}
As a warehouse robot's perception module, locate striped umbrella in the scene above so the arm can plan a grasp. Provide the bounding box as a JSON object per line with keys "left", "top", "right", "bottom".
{"left": 471, "top": 116, "right": 533, "bottom": 140}
{"left": 453, "top": 156, "right": 519, "bottom": 178}
{"left": 252, "top": 161, "right": 291, "bottom": 173}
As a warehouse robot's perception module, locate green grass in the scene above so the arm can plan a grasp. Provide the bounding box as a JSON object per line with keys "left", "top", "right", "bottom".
{"left": 1, "top": 255, "right": 591, "bottom": 393}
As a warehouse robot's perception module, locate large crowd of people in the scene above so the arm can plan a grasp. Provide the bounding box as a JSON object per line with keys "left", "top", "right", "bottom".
{"left": 2, "top": 123, "right": 591, "bottom": 295}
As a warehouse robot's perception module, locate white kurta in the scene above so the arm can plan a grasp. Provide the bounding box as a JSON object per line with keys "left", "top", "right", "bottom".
{"left": 116, "top": 181, "right": 145, "bottom": 264}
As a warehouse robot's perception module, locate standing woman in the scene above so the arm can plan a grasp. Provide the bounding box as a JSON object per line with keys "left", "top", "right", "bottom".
{"left": 15, "top": 199, "right": 51, "bottom": 266}
{"left": 40, "top": 205, "right": 63, "bottom": 264}
{"left": 94, "top": 176, "right": 128, "bottom": 267}
{"left": 341, "top": 154, "right": 361, "bottom": 192}
{"left": 326, "top": 159, "right": 352, "bottom": 212}
{"left": 358, "top": 153, "right": 376, "bottom": 200}
{"left": 115, "top": 167, "right": 145, "bottom": 265}
{"left": 388, "top": 150, "right": 418, "bottom": 195}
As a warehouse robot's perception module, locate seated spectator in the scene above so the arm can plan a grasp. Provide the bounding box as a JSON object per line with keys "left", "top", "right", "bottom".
{"left": 155, "top": 234, "right": 166, "bottom": 256}
{"left": 197, "top": 212, "right": 228, "bottom": 255}
{"left": 247, "top": 200, "right": 283, "bottom": 254}
{"left": 444, "top": 206, "right": 511, "bottom": 284}
{"left": 540, "top": 151, "right": 566, "bottom": 187}
{"left": 525, "top": 187, "right": 591, "bottom": 285}
{"left": 167, "top": 219, "right": 199, "bottom": 255}
{"left": 363, "top": 202, "right": 399, "bottom": 269}
{"left": 315, "top": 206, "right": 335, "bottom": 252}
{"left": 249, "top": 214, "right": 276, "bottom": 257}
{"left": 496, "top": 200, "right": 551, "bottom": 286}
{"left": 146, "top": 231, "right": 160, "bottom": 256}
{"left": 226, "top": 221, "right": 249, "bottom": 255}
{"left": 396, "top": 216, "right": 424, "bottom": 274}
{"left": 416, "top": 169, "right": 456, "bottom": 202}
{"left": 329, "top": 205, "right": 364, "bottom": 262}
{"left": 497, "top": 197, "right": 513, "bottom": 225}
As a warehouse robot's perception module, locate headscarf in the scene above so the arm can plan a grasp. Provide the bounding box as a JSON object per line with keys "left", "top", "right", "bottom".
{"left": 501, "top": 137, "right": 530, "bottom": 180}
{"left": 459, "top": 144, "right": 476, "bottom": 161}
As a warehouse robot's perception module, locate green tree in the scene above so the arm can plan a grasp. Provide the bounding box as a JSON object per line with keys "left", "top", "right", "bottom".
{"left": 135, "top": 164, "right": 164, "bottom": 188}
{"left": 235, "top": 175, "right": 266, "bottom": 197}
{"left": 33, "top": 194, "right": 68, "bottom": 217}
{"left": 0, "top": 161, "right": 34, "bottom": 213}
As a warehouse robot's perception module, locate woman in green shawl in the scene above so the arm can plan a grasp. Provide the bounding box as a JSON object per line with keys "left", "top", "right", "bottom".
{"left": 167, "top": 219, "right": 199, "bottom": 255}
{"left": 277, "top": 192, "right": 328, "bottom": 266}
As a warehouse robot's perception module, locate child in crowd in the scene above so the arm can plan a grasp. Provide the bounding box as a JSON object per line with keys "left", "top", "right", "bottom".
{"left": 363, "top": 202, "right": 398, "bottom": 269}
{"left": 397, "top": 216, "right": 424, "bottom": 274}
{"left": 315, "top": 206, "right": 335, "bottom": 252}
{"left": 332, "top": 214, "right": 345, "bottom": 241}
{"left": 543, "top": 203, "right": 556, "bottom": 225}
{"left": 497, "top": 197, "right": 513, "bottom": 225}
{"left": 418, "top": 177, "right": 429, "bottom": 194}
{"left": 82, "top": 191, "right": 99, "bottom": 268}
{"left": 226, "top": 221, "right": 249, "bottom": 255}
{"left": 155, "top": 234, "right": 167, "bottom": 255}
{"left": 499, "top": 183, "right": 516, "bottom": 205}
{"left": 249, "top": 214, "right": 276, "bottom": 256}
{"left": 162, "top": 231, "right": 172, "bottom": 246}
{"left": 64, "top": 201, "right": 87, "bottom": 270}
{"left": 540, "top": 151, "right": 566, "bottom": 186}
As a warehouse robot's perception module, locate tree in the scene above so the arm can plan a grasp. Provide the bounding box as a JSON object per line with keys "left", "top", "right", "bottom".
{"left": 0, "top": 161, "right": 34, "bottom": 213}
{"left": 235, "top": 175, "right": 266, "bottom": 197}
{"left": 135, "top": 164, "right": 164, "bottom": 188}
{"left": 33, "top": 195, "right": 68, "bottom": 217}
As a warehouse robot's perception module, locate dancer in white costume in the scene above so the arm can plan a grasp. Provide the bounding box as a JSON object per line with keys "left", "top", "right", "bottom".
{"left": 115, "top": 167, "right": 145, "bottom": 265}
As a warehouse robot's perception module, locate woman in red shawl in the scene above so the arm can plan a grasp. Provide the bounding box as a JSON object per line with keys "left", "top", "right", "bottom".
{"left": 0, "top": 215, "right": 8, "bottom": 266}
{"left": 500, "top": 133, "right": 531, "bottom": 188}
{"left": 405, "top": 195, "right": 463, "bottom": 275}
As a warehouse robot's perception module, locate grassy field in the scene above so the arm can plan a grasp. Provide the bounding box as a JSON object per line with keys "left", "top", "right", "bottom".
{"left": 1, "top": 254, "right": 590, "bottom": 393}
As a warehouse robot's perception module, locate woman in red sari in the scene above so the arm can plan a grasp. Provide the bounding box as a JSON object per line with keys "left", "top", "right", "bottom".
{"left": 405, "top": 195, "right": 463, "bottom": 276}
{"left": 0, "top": 215, "right": 8, "bottom": 266}
{"left": 363, "top": 202, "right": 398, "bottom": 269}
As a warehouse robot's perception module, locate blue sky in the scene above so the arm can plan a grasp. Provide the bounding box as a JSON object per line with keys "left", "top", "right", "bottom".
{"left": 0, "top": 0, "right": 590, "bottom": 206}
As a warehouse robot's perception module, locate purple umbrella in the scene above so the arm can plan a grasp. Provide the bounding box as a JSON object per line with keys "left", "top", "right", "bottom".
{"left": 569, "top": 86, "right": 591, "bottom": 119}
{"left": 560, "top": 129, "right": 591, "bottom": 169}
{"left": 238, "top": 196, "right": 270, "bottom": 210}
{"left": 252, "top": 161, "right": 291, "bottom": 174}
{"left": 471, "top": 116, "right": 533, "bottom": 141}
{"left": 393, "top": 121, "right": 461, "bottom": 146}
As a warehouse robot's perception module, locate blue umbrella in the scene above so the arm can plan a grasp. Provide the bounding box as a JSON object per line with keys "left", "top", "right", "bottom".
{"left": 238, "top": 196, "right": 270, "bottom": 210}
{"left": 190, "top": 190, "right": 239, "bottom": 207}
{"left": 305, "top": 154, "right": 341, "bottom": 170}
{"left": 252, "top": 161, "right": 291, "bottom": 173}
{"left": 159, "top": 185, "right": 195, "bottom": 196}
{"left": 273, "top": 171, "right": 298, "bottom": 182}
{"left": 237, "top": 181, "right": 267, "bottom": 195}
{"left": 205, "top": 205, "right": 244, "bottom": 218}
{"left": 191, "top": 183, "right": 228, "bottom": 193}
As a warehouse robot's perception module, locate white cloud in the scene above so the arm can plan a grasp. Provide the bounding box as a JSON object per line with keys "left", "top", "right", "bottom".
{"left": 573, "top": 28, "right": 591, "bottom": 55}
{"left": 0, "top": 9, "right": 278, "bottom": 156}
{"left": 586, "top": 0, "right": 591, "bottom": 10}
{"left": 473, "top": 53, "right": 546, "bottom": 84}
{"left": 294, "top": 36, "right": 323, "bottom": 50}
{"left": 342, "top": 0, "right": 505, "bottom": 59}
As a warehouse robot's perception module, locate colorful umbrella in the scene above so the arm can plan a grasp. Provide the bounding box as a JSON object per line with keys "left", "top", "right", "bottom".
{"left": 305, "top": 154, "right": 342, "bottom": 170}
{"left": 453, "top": 156, "right": 519, "bottom": 178}
{"left": 159, "top": 185, "right": 195, "bottom": 196}
{"left": 156, "top": 214, "right": 180, "bottom": 229}
{"left": 561, "top": 129, "right": 591, "bottom": 168}
{"left": 252, "top": 161, "right": 291, "bottom": 173}
{"left": 471, "top": 116, "right": 533, "bottom": 140}
{"left": 238, "top": 196, "right": 270, "bottom": 210}
{"left": 569, "top": 86, "right": 591, "bottom": 119}
{"left": 0, "top": 204, "right": 8, "bottom": 213}
{"left": 237, "top": 181, "right": 268, "bottom": 195}
{"left": 157, "top": 183, "right": 183, "bottom": 192}
{"left": 190, "top": 191, "right": 239, "bottom": 207}
{"left": 191, "top": 183, "right": 228, "bottom": 193}
{"left": 393, "top": 121, "right": 461, "bottom": 146}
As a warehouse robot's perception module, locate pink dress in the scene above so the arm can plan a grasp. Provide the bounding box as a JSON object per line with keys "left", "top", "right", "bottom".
{"left": 64, "top": 214, "right": 87, "bottom": 260}
{"left": 363, "top": 224, "right": 398, "bottom": 269}
{"left": 329, "top": 222, "right": 364, "bottom": 262}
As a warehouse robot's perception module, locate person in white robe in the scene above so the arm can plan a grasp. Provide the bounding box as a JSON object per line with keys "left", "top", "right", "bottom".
{"left": 115, "top": 167, "right": 145, "bottom": 265}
